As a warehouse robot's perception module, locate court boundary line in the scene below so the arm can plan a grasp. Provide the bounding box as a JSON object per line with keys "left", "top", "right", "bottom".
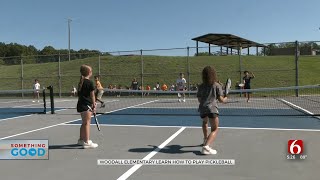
{"left": 0, "top": 114, "right": 33, "bottom": 122}
{"left": 62, "top": 124, "right": 320, "bottom": 132}
{"left": 279, "top": 99, "right": 320, "bottom": 120}
{"left": 0, "top": 100, "right": 159, "bottom": 140}
{"left": 117, "top": 127, "right": 186, "bottom": 180}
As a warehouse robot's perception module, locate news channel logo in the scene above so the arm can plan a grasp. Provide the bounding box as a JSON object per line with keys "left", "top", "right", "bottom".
{"left": 286, "top": 139, "right": 307, "bottom": 160}
{"left": 0, "top": 140, "right": 49, "bottom": 160}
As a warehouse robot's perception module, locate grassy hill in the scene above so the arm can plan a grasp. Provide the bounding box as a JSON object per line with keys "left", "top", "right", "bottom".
{"left": 0, "top": 55, "right": 319, "bottom": 95}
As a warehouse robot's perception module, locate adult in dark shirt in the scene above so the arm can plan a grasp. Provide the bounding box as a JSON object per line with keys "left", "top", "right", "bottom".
{"left": 243, "top": 71, "right": 255, "bottom": 102}
{"left": 131, "top": 78, "right": 138, "bottom": 90}
{"left": 130, "top": 78, "right": 139, "bottom": 96}
{"left": 76, "top": 64, "right": 98, "bottom": 149}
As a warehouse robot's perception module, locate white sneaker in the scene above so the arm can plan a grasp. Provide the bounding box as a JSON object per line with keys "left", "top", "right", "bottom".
{"left": 202, "top": 145, "right": 217, "bottom": 155}
{"left": 81, "top": 140, "right": 98, "bottom": 149}
{"left": 32, "top": 101, "right": 35, "bottom": 103}
{"left": 178, "top": 99, "right": 181, "bottom": 102}
{"left": 37, "top": 100, "right": 40, "bottom": 102}
{"left": 182, "top": 99, "right": 186, "bottom": 102}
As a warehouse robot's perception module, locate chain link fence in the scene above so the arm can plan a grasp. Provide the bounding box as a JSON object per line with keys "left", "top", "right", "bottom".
{"left": 1, "top": 40, "right": 319, "bottom": 97}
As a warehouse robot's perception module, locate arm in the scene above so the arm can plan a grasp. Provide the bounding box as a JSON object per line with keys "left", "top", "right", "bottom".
{"left": 218, "top": 96, "right": 227, "bottom": 103}
{"left": 90, "top": 90, "right": 96, "bottom": 112}
{"left": 251, "top": 72, "right": 255, "bottom": 78}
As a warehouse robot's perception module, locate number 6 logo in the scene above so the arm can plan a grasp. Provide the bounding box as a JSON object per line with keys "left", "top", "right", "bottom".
{"left": 288, "top": 140, "right": 303, "bottom": 154}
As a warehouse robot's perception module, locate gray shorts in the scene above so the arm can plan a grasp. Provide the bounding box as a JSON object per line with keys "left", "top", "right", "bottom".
{"left": 96, "top": 90, "right": 104, "bottom": 99}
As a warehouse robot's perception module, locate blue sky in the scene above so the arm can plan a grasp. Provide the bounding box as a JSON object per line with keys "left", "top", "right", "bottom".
{"left": 1, "top": 0, "right": 319, "bottom": 52}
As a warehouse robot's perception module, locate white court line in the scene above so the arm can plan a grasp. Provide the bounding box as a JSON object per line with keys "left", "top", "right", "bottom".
{"left": 54, "top": 100, "right": 120, "bottom": 109}
{"left": 0, "top": 115, "right": 33, "bottom": 122}
{"left": 12, "top": 100, "right": 76, "bottom": 108}
{"left": 0, "top": 100, "right": 32, "bottom": 104}
{"left": 280, "top": 99, "right": 320, "bottom": 120}
{"left": 0, "top": 100, "right": 159, "bottom": 140}
{"left": 62, "top": 124, "right": 320, "bottom": 132}
{"left": 117, "top": 127, "right": 186, "bottom": 180}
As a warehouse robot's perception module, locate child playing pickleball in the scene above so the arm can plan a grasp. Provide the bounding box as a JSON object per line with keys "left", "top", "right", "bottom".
{"left": 197, "top": 66, "right": 227, "bottom": 155}
{"left": 76, "top": 64, "right": 98, "bottom": 149}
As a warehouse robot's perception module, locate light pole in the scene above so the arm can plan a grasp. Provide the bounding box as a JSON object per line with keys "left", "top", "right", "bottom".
{"left": 68, "top": 18, "right": 72, "bottom": 61}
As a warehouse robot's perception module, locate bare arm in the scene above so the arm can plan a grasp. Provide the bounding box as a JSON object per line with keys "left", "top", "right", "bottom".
{"left": 218, "top": 96, "right": 227, "bottom": 103}
{"left": 90, "top": 90, "right": 96, "bottom": 112}
{"left": 251, "top": 72, "right": 255, "bottom": 78}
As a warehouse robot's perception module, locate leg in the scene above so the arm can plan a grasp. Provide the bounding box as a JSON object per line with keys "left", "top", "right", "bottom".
{"left": 80, "top": 111, "right": 92, "bottom": 143}
{"left": 37, "top": 92, "right": 40, "bottom": 102}
{"left": 79, "top": 110, "right": 99, "bottom": 148}
{"left": 202, "top": 117, "right": 209, "bottom": 145}
{"left": 202, "top": 114, "right": 219, "bottom": 155}
{"left": 205, "top": 116, "right": 219, "bottom": 146}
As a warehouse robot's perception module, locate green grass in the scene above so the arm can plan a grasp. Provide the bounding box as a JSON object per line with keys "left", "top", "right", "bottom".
{"left": 0, "top": 55, "right": 319, "bottom": 94}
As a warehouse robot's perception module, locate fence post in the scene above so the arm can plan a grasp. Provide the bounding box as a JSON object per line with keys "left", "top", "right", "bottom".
{"left": 239, "top": 45, "right": 243, "bottom": 84}
{"left": 98, "top": 54, "right": 101, "bottom": 76}
{"left": 187, "top": 47, "right": 190, "bottom": 96}
{"left": 140, "top": 49, "right": 144, "bottom": 98}
{"left": 295, "top": 40, "right": 299, "bottom": 97}
{"left": 58, "top": 53, "right": 62, "bottom": 98}
{"left": 21, "top": 56, "right": 24, "bottom": 98}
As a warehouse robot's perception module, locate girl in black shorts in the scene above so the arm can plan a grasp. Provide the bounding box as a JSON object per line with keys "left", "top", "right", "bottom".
{"left": 76, "top": 64, "right": 98, "bottom": 149}
{"left": 197, "top": 66, "right": 227, "bottom": 155}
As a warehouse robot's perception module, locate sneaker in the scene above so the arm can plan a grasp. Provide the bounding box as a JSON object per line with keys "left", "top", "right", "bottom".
{"left": 37, "top": 100, "right": 40, "bottom": 102}
{"left": 178, "top": 99, "right": 181, "bottom": 102}
{"left": 182, "top": 99, "right": 186, "bottom": 102}
{"left": 202, "top": 145, "right": 217, "bottom": 155}
{"left": 101, "top": 102, "right": 105, "bottom": 108}
{"left": 32, "top": 101, "right": 35, "bottom": 103}
{"left": 81, "top": 140, "right": 98, "bottom": 149}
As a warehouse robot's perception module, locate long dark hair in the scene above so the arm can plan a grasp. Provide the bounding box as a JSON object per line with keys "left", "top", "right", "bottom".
{"left": 201, "top": 66, "right": 218, "bottom": 86}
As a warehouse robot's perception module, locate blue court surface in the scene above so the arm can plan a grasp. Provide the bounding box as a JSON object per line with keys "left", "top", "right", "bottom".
{"left": 68, "top": 107, "right": 320, "bottom": 130}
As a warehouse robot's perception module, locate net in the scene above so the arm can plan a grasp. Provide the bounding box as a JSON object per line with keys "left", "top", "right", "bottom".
{"left": 0, "top": 89, "right": 48, "bottom": 115}
{"left": 54, "top": 85, "right": 320, "bottom": 117}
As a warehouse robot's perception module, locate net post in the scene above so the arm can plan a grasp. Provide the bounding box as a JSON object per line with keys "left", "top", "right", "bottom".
{"left": 47, "top": 85, "right": 55, "bottom": 114}
{"left": 295, "top": 40, "right": 299, "bottom": 97}
{"left": 42, "top": 88, "right": 46, "bottom": 114}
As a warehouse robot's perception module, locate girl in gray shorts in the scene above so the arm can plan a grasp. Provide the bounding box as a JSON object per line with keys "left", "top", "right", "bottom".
{"left": 197, "top": 66, "right": 227, "bottom": 155}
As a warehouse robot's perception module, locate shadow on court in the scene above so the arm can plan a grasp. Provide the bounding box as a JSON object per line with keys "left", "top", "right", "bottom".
{"left": 49, "top": 144, "right": 83, "bottom": 149}
{"left": 128, "top": 144, "right": 205, "bottom": 156}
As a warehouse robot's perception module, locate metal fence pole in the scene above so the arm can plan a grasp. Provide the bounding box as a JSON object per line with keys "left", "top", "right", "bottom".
{"left": 239, "top": 45, "right": 243, "bottom": 84}
{"left": 98, "top": 54, "right": 101, "bottom": 76}
{"left": 187, "top": 47, "right": 190, "bottom": 96}
{"left": 21, "top": 56, "right": 24, "bottom": 98}
{"left": 58, "top": 53, "right": 62, "bottom": 98}
{"left": 140, "top": 49, "right": 144, "bottom": 98}
{"left": 295, "top": 40, "right": 299, "bottom": 97}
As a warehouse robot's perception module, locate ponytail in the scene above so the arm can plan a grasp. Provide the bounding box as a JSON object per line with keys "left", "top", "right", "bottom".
{"left": 78, "top": 75, "right": 84, "bottom": 93}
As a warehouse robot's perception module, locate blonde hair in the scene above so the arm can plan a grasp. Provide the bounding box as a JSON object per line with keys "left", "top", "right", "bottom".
{"left": 78, "top": 65, "right": 92, "bottom": 92}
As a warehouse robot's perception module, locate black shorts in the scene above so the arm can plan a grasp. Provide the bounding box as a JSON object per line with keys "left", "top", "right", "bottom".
{"left": 200, "top": 113, "right": 218, "bottom": 119}
{"left": 244, "top": 85, "right": 251, "bottom": 94}
{"left": 77, "top": 103, "right": 90, "bottom": 113}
